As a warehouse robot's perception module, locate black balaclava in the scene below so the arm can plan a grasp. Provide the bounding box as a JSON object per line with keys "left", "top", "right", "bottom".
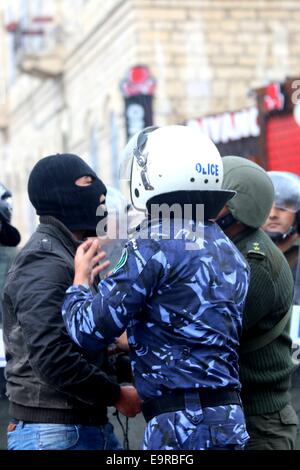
{"left": 28, "top": 153, "right": 107, "bottom": 233}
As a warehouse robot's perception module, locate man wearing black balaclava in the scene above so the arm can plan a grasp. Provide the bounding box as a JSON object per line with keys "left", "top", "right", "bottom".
{"left": 2, "top": 154, "right": 141, "bottom": 451}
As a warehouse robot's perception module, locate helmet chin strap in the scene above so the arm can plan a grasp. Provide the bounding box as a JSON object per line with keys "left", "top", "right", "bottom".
{"left": 265, "top": 225, "right": 297, "bottom": 243}
{"left": 216, "top": 212, "right": 237, "bottom": 230}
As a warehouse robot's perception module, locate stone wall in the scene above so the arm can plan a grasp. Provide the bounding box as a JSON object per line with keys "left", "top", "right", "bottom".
{"left": 134, "top": 0, "right": 300, "bottom": 123}
{"left": 0, "top": 0, "right": 299, "bottom": 240}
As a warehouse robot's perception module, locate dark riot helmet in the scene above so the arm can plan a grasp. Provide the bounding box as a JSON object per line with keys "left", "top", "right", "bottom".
{"left": 0, "top": 182, "right": 21, "bottom": 247}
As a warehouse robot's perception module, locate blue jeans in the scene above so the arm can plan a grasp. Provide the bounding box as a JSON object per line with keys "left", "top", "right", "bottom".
{"left": 7, "top": 421, "right": 122, "bottom": 450}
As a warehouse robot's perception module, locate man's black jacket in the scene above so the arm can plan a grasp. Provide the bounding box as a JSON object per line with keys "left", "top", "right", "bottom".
{"left": 2, "top": 216, "right": 120, "bottom": 424}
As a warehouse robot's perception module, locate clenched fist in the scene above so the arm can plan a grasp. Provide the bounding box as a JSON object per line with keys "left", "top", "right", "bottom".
{"left": 115, "top": 385, "right": 142, "bottom": 418}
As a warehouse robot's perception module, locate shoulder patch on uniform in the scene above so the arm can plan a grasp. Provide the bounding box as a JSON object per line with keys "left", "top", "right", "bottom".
{"left": 246, "top": 241, "right": 266, "bottom": 260}
{"left": 112, "top": 247, "right": 128, "bottom": 273}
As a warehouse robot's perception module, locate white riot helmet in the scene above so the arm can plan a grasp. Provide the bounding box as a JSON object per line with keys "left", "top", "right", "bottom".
{"left": 120, "top": 125, "right": 235, "bottom": 219}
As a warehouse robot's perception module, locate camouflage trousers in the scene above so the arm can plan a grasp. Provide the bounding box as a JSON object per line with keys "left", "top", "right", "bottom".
{"left": 142, "top": 392, "right": 249, "bottom": 450}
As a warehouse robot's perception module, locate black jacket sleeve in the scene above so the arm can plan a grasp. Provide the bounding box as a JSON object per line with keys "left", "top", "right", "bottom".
{"left": 12, "top": 250, "right": 120, "bottom": 407}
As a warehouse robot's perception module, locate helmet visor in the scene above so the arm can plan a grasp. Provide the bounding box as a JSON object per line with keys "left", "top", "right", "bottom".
{"left": 119, "top": 133, "right": 139, "bottom": 181}
{"left": 268, "top": 171, "right": 300, "bottom": 212}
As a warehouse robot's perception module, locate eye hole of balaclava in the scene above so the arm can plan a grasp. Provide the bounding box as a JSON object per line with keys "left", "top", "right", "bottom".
{"left": 75, "top": 175, "right": 94, "bottom": 187}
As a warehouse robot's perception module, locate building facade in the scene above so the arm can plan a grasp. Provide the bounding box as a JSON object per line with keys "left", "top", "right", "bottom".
{"left": 0, "top": 0, "right": 300, "bottom": 240}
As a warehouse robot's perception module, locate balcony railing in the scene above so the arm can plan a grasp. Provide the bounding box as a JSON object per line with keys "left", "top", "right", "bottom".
{"left": 5, "top": 16, "right": 65, "bottom": 78}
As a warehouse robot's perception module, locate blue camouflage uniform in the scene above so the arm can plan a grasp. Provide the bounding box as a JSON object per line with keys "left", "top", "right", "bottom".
{"left": 62, "top": 219, "right": 250, "bottom": 450}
